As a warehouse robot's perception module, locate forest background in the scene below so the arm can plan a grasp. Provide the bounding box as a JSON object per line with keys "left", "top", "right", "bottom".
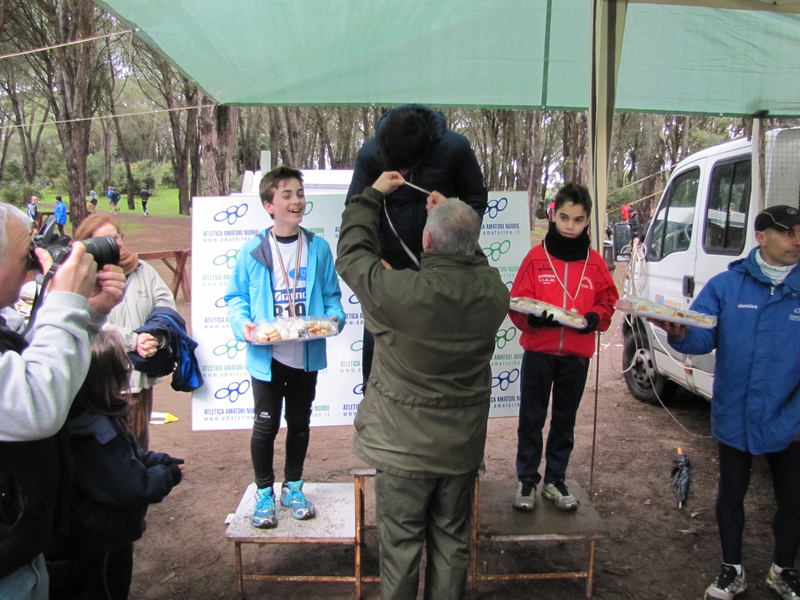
{"left": 2, "top": 0, "right": 800, "bottom": 232}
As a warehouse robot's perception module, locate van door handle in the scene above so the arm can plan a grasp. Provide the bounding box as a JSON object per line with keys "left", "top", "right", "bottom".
{"left": 683, "top": 275, "right": 695, "bottom": 298}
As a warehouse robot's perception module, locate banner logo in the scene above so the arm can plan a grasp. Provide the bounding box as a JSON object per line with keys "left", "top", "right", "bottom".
{"left": 495, "top": 326, "right": 517, "bottom": 349}
{"left": 214, "top": 339, "right": 247, "bottom": 359}
{"left": 492, "top": 368, "right": 520, "bottom": 390}
{"left": 213, "top": 249, "right": 239, "bottom": 269}
{"left": 214, "top": 379, "right": 251, "bottom": 402}
{"left": 214, "top": 203, "right": 249, "bottom": 225}
{"left": 484, "top": 240, "right": 511, "bottom": 262}
{"left": 485, "top": 197, "right": 508, "bottom": 219}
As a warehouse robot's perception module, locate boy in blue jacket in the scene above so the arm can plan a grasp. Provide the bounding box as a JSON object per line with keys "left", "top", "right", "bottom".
{"left": 652, "top": 205, "right": 800, "bottom": 600}
{"left": 225, "top": 166, "right": 345, "bottom": 529}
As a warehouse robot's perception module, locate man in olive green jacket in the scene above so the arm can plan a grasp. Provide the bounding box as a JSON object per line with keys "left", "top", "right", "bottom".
{"left": 336, "top": 171, "right": 509, "bottom": 600}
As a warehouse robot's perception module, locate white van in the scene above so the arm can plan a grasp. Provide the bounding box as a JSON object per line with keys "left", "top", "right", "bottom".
{"left": 620, "top": 127, "right": 800, "bottom": 404}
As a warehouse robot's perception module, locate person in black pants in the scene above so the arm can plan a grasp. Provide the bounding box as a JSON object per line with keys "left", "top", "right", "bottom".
{"left": 654, "top": 205, "right": 800, "bottom": 600}
{"left": 345, "top": 104, "right": 488, "bottom": 384}
{"left": 139, "top": 188, "right": 151, "bottom": 215}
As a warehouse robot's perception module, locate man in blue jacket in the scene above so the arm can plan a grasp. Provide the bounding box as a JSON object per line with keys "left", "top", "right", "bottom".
{"left": 346, "top": 104, "right": 487, "bottom": 383}
{"left": 652, "top": 205, "right": 800, "bottom": 600}
{"left": 54, "top": 196, "right": 67, "bottom": 236}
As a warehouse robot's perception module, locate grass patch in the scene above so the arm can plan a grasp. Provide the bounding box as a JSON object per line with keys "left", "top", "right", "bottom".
{"left": 39, "top": 188, "right": 189, "bottom": 218}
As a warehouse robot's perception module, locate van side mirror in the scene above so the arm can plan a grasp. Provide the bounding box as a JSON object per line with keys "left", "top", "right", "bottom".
{"left": 613, "top": 223, "right": 633, "bottom": 261}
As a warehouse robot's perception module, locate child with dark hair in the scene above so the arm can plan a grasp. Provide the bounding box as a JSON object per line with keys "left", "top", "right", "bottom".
{"left": 56, "top": 330, "right": 184, "bottom": 600}
{"left": 509, "top": 183, "right": 618, "bottom": 513}
{"left": 226, "top": 165, "right": 345, "bottom": 529}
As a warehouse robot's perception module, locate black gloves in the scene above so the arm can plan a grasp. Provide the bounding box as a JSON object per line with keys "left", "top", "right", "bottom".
{"left": 527, "top": 311, "right": 560, "bottom": 328}
{"left": 578, "top": 312, "right": 600, "bottom": 335}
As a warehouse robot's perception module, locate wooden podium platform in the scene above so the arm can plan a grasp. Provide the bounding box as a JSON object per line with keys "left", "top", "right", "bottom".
{"left": 227, "top": 474, "right": 606, "bottom": 598}
{"left": 471, "top": 479, "right": 608, "bottom": 598}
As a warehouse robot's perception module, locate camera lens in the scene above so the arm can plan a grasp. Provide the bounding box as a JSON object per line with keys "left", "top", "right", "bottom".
{"left": 82, "top": 235, "right": 120, "bottom": 268}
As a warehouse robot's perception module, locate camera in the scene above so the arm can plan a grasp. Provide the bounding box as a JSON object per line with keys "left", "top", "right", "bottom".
{"left": 29, "top": 216, "right": 120, "bottom": 272}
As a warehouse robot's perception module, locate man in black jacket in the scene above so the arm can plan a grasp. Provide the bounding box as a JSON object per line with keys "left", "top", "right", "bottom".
{"left": 346, "top": 104, "right": 488, "bottom": 382}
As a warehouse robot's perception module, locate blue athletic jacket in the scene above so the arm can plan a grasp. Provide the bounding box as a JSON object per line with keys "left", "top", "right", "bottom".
{"left": 225, "top": 227, "right": 345, "bottom": 381}
{"left": 670, "top": 248, "right": 800, "bottom": 454}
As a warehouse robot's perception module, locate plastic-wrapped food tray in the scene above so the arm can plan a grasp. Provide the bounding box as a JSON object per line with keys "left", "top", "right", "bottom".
{"left": 251, "top": 316, "right": 339, "bottom": 345}
{"left": 615, "top": 296, "right": 717, "bottom": 329}
{"left": 509, "top": 297, "right": 587, "bottom": 329}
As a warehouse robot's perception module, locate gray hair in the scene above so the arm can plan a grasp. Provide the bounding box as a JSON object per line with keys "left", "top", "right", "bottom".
{"left": 0, "top": 203, "right": 31, "bottom": 260}
{"left": 424, "top": 198, "right": 481, "bottom": 256}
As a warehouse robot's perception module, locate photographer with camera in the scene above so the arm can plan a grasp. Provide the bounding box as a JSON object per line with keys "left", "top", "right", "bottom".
{"left": 0, "top": 203, "right": 125, "bottom": 600}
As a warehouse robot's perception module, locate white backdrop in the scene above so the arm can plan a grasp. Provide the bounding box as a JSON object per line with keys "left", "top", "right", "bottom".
{"left": 190, "top": 190, "right": 530, "bottom": 430}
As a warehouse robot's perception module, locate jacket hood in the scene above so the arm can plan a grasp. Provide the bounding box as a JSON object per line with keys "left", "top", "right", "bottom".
{"left": 730, "top": 247, "right": 800, "bottom": 290}
{"left": 374, "top": 104, "right": 447, "bottom": 147}
{"left": 250, "top": 226, "right": 316, "bottom": 271}
{"left": 68, "top": 412, "right": 118, "bottom": 444}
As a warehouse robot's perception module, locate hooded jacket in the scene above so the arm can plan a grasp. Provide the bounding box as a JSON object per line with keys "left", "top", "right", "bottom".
{"left": 669, "top": 247, "right": 800, "bottom": 455}
{"left": 509, "top": 240, "right": 618, "bottom": 358}
{"left": 336, "top": 187, "right": 509, "bottom": 478}
{"left": 129, "top": 307, "right": 203, "bottom": 392}
{"left": 65, "top": 412, "right": 182, "bottom": 551}
{"left": 345, "top": 104, "right": 488, "bottom": 269}
{"left": 225, "top": 227, "right": 345, "bottom": 381}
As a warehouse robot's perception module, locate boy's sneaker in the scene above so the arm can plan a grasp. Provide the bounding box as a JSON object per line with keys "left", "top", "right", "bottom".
{"left": 251, "top": 486, "right": 278, "bottom": 529}
{"left": 280, "top": 480, "right": 315, "bottom": 520}
{"left": 766, "top": 565, "right": 800, "bottom": 599}
{"left": 512, "top": 481, "right": 536, "bottom": 511}
{"left": 542, "top": 480, "right": 578, "bottom": 511}
{"left": 705, "top": 564, "right": 746, "bottom": 600}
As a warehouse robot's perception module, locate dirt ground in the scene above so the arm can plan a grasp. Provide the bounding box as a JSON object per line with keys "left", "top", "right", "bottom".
{"left": 117, "top": 211, "right": 783, "bottom": 600}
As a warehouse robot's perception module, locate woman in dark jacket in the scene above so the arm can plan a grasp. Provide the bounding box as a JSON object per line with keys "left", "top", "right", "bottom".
{"left": 58, "top": 331, "right": 184, "bottom": 600}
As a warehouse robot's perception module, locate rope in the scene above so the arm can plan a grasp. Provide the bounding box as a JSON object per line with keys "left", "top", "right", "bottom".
{"left": 0, "top": 30, "right": 134, "bottom": 61}
{"left": 0, "top": 104, "right": 217, "bottom": 133}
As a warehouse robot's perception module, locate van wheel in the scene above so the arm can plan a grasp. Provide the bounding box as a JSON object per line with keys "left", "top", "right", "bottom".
{"left": 623, "top": 329, "right": 676, "bottom": 405}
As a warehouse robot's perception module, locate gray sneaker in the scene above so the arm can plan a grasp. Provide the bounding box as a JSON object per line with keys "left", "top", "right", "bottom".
{"left": 542, "top": 480, "right": 578, "bottom": 511}
{"left": 705, "top": 564, "right": 746, "bottom": 600}
{"left": 766, "top": 565, "right": 800, "bottom": 599}
{"left": 512, "top": 481, "right": 536, "bottom": 511}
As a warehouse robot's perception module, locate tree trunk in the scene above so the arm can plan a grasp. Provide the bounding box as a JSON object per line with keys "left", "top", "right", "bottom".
{"left": 527, "top": 110, "right": 544, "bottom": 231}
{"left": 200, "top": 99, "right": 238, "bottom": 196}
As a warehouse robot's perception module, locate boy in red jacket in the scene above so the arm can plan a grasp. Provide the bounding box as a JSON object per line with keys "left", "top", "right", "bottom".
{"left": 509, "top": 184, "right": 618, "bottom": 512}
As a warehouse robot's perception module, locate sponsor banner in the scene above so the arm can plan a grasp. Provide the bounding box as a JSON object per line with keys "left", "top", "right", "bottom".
{"left": 191, "top": 191, "right": 529, "bottom": 430}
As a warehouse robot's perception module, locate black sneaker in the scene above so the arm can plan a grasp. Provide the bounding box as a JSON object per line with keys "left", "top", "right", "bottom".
{"left": 705, "top": 564, "right": 746, "bottom": 600}
{"left": 766, "top": 565, "right": 800, "bottom": 599}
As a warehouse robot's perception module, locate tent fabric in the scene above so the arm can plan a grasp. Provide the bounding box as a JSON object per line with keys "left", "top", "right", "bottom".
{"left": 96, "top": 0, "right": 800, "bottom": 117}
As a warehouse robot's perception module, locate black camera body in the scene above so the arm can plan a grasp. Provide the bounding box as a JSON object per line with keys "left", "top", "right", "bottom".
{"left": 30, "top": 216, "right": 120, "bottom": 272}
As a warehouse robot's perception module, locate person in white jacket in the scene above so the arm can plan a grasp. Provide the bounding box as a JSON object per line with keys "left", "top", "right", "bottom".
{"left": 74, "top": 214, "right": 176, "bottom": 451}
{"left": 0, "top": 202, "right": 125, "bottom": 600}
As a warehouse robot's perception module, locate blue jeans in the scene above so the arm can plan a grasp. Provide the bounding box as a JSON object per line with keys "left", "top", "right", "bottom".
{"left": 0, "top": 554, "right": 49, "bottom": 600}
{"left": 516, "top": 351, "right": 590, "bottom": 486}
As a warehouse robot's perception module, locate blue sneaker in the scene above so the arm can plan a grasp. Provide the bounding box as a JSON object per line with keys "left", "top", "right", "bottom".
{"left": 252, "top": 486, "right": 278, "bottom": 529}
{"left": 280, "top": 480, "right": 315, "bottom": 520}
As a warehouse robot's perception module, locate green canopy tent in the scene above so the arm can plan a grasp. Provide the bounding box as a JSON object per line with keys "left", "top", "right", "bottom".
{"left": 94, "top": 0, "right": 800, "bottom": 245}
